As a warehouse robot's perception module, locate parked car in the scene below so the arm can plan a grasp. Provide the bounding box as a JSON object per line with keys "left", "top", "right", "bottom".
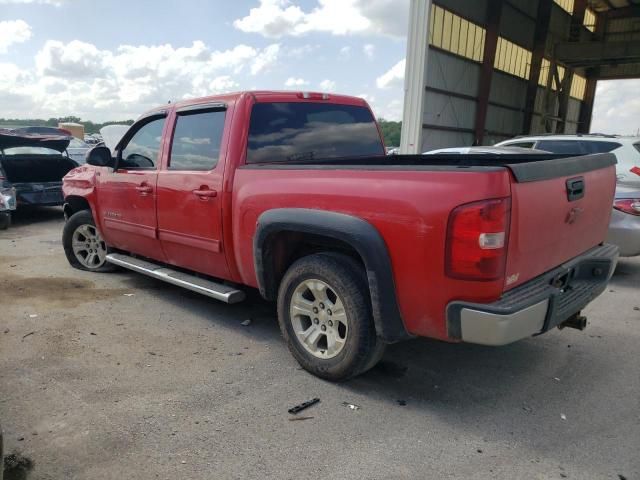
{"left": 495, "top": 134, "right": 640, "bottom": 187}
{"left": 0, "top": 130, "right": 78, "bottom": 209}
{"left": 66, "top": 137, "right": 92, "bottom": 164}
{"left": 62, "top": 91, "right": 618, "bottom": 381}
{"left": 424, "top": 146, "right": 548, "bottom": 155}
{"left": 607, "top": 186, "right": 640, "bottom": 257}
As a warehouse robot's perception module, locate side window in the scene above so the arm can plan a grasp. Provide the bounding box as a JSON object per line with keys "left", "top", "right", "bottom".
{"left": 507, "top": 142, "right": 535, "bottom": 149}
{"left": 169, "top": 110, "right": 225, "bottom": 170}
{"left": 120, "top": 117, "right": 165, "bottom": 169}
{"left": 580, "top": 141, "right": 622, "bottom": 154}
{"left": 536, "top": 140, "right": 584, "bottom": 155}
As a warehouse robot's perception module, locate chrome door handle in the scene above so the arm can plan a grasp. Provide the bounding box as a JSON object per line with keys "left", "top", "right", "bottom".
{"left": 136, "top": 185, "right": 153, "bottom": 194}
{"left": 193, "top": 189, "right": 217, "bottom": 198}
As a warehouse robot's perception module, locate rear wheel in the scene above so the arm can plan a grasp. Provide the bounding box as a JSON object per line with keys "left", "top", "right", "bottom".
{"left": 62, "top": 210, "right": 116, "bottom": 272}
{"left": 0, "top": 212, "right": 10, "bottom": 230}
{"left": 277, "top": 253, "right": 385, "bottom": 381}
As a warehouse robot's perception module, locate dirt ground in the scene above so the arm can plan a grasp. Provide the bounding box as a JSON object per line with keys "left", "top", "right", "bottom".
{"left": 1, "top": 207, "right": 639, "bottom": 480}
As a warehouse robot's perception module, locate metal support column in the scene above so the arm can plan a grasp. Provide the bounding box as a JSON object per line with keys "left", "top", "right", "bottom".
{"left": 473, "top": 0, "right": 503, "bottom": 145}
{"left": 400, "top": 0, "right": 432, "bottom": 154}
{"left": 523, "top": 0, "right": 552, "bottom": 134}
{"left": 577, "top": 76, "right": 597, "bottom": 133}
{"left": 556, "top": 0, "right": 587, "bottom": 133}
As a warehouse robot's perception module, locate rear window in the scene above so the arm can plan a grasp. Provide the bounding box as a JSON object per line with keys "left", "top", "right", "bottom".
{"left": 634, "top": 143, "right": 640, "bottom": 154}
{"left": 506, "top": 141, "right": 535, "bottom": 149}
{"left": 536, "top": 140, "right": 584, "bottom": 155}
{"left": 246, "top": 102, "right": 384, "bottom": 164}
{"left": 580, "top": 141, "right": 621, "bottom": 154}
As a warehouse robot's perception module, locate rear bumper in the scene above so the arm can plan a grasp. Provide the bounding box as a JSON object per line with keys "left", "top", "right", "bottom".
{"left": 446, "top": 244, "right": 619, "bottom": 346}
{"left": 13, "top": 181, "right": 64, "bottom": 206}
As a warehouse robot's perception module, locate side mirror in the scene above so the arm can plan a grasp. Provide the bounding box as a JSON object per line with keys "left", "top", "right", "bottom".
{"left": 86, "top": 146, "right": 114, "bottom": 168}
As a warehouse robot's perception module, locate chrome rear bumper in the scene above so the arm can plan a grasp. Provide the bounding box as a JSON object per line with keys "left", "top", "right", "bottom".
{"left": 447, "top": 244, "right": 619, "bottom": 346}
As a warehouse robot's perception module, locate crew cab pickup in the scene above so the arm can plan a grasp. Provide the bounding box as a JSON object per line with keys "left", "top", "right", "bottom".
{"left": 62, "top": 91, "right": 619, "bottom": 380}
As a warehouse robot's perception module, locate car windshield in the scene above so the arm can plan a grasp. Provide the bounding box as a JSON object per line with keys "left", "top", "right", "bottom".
{"left": 68, "top": 138, "right": 88, "bottom": 148}
{"left": 634, "top": 143, "right": 640, "bottom": 154}
{"left": 2, "top": 146, "right": 62, "bottom": 155}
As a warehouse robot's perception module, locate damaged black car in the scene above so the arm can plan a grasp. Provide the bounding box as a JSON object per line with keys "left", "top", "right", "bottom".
{"left": 0, "top": 130, "right": 80, "bottom": 225}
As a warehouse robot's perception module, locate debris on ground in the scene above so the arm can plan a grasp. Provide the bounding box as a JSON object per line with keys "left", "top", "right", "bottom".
{"left": 28, "top": 314, "right": 37, "bottom": 318}
{"left": 90, "top": 332, "right": 97, "bottom": 336}
{"left": 241, "top": 319, "right": 252, "bottom": 326}
{"left": 123, "top": 293, "right": 135, "bottom": 297}
{"left": 553, "top": 377, "right": 561, "bottom": 382}
{"left": 522, "top": 405, "right": 533, "bottom": 413}
{"left": 560, "top": 413, "right": 567, "bottom": 421}
{"left": 21, "top": 331, "right": 35, "bottom": 340}
{"left": 397, "top": 400, "right": 407, "bottom": 406}
{"left": 288, "top": 416, "right": 314, "bottom": 421}
{"left": 634, "top": 307, "right": 639, "bottom": 311}
{"left": 3, "top": 452, "right": 34, "bottom": 480}
{"left": 4, "top": 328, "right": 9, "bottom": 334}
{"left": 342, "top": 402, "right": 361, "bottom": 411}
{"left": 288, "top": 398, "right": 320, "bottom": 414}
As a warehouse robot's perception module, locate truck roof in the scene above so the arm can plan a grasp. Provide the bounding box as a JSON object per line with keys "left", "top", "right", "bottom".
{"left": 140, "top": 90, "right": 370, "bottom": 119}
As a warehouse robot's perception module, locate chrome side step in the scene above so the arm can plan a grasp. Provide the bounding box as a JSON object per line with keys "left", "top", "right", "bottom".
{"left": 106, "top": 253, "right": 245, "bottom": 304}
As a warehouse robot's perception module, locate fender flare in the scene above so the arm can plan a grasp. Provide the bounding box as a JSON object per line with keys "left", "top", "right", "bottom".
{"left": 254, "top": 208, "right": 411, "bottom": 343}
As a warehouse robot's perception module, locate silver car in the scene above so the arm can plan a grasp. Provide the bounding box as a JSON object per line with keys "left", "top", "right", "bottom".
{"left": 607, "top": 186, "right": 640, "bottom": 257}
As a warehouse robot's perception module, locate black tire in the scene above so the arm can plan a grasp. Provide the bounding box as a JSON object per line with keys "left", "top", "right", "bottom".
{"left": 62, "top": 210, "right": 116, "bottom": 272}
{"left": 277, "top": 252, "right": 386, "bottom": 381}
{"left": 0, "top": 212, "right": 10, "bottom": 230}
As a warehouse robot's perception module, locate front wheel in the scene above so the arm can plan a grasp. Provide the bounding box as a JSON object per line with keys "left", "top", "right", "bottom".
{"left": 62, "top": 210, "right": 116, "bottom": 272}
{"left": 277, "top": 252, "right": 385, "bottom": 381}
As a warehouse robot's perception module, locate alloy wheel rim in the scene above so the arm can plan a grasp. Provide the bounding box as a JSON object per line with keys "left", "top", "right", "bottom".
{"left": 71, "top": 224, "right": 107, "bottom": 269}
{"left": 290, "top": 279, "right": 349, "bottom": 359}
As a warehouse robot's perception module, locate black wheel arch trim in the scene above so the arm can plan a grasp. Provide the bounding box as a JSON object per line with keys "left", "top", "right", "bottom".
{"left": 254, "top": 208, "right": 411, "bottom": 343}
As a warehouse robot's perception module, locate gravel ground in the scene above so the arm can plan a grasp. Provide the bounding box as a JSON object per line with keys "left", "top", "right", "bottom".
{"left": 1, "top": 207, "right": 639, "bottom": 480}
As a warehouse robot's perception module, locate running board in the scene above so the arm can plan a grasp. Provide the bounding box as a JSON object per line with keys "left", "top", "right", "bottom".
{"left": 106, "top": 253, "right": 245, "bottom": 304}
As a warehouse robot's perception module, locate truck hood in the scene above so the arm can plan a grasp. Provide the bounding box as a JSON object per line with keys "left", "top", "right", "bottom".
{"left": 0, "top": 130, "right": 71, "bottom": 152}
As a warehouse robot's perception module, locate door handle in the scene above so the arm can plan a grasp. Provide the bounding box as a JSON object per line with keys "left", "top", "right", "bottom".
{"left": 136, "top": 184, "right": 153, "bottom": 195}
{"left": 193, "top": 188, "right": 217, "bottom": 198}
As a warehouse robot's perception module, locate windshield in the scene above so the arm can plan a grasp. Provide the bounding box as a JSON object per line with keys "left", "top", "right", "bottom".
{"left": 68, "top": 138, "right": 88, "bottom": 148}
{"left": 2, "top": 146, "right": 62, "bottom": 155}
{"left": 246, "top": 102, "right": 384, "bottom": 164}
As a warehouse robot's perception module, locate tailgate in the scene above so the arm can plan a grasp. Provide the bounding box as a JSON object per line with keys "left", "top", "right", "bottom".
{"left": 504, "top": 153, "right": 617, "bottom": 290}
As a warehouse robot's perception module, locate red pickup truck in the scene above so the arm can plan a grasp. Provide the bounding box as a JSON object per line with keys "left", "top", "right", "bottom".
{"left": 61, "top": 91, "right": 619, "bottom": 380}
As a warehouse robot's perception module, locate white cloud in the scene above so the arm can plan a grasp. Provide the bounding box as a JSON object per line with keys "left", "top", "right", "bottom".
{"left": 363, "top": 43, "right": 375, "bottom": 59}
{"left": 592, "top": 79, "right": 640, "bottom": 135}
{"left": 0, "top": 0, "right": 65, "bottom": 4}
{"left": 209, "top": 76, "right": 239, "bottom": 92}
{"left": 0, "top": 39, "right": 279, "bottom": 121}
{"left": 339, "top": 46, "right": 351, "bottom": 59}
{"left": 250, "top": 43, "right": 280, "bottom": 75}
{"left": 0, "top": 19, "right": 32, "bottom": 54}
{"left": 376, "top": 58, "right": 405, "bottom": 89}
{"left": 285, "top": 77, "right": 308, "bottom": 87}
{"left": 319, "top": 79, "right": 336, "bottom": 91}
{"left": 234, "top": 0, "right": 408, "bottom": 38}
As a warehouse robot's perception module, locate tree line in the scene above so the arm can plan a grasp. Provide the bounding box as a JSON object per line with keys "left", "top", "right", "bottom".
{"left": 0, "top": 116, "right": 134, "bottom": 135}
{"left": 0, "top": 116, "right": 403, "bottom": 145}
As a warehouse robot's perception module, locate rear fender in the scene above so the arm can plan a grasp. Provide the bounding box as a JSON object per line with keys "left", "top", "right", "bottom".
{"left": 254, "top": 208, "right": 411, "bottom": 343}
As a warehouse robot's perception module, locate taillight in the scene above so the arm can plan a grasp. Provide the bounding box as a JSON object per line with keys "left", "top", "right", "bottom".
{"left": 631, "top": 166, "right": 640, "bottom": 177}
{"left": 614, "top": 199, "right": 640, "bottom": 216}
{"left": 445, "top": 198, "right": 511, "bottom": 281}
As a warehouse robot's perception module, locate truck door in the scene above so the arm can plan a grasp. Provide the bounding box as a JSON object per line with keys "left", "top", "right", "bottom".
{"left": 156, "top": 104, "right": 230, "bottom": 280}
{"left": 96, "top": 114, "right": 167, "bottom": 261}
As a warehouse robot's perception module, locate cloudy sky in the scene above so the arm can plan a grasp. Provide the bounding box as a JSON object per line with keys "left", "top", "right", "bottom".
{"left": 0, "top": 0, "right": 637, "bottom": 133}
{"left": 0, "top": 0, "right": 408, "bottom": 122}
